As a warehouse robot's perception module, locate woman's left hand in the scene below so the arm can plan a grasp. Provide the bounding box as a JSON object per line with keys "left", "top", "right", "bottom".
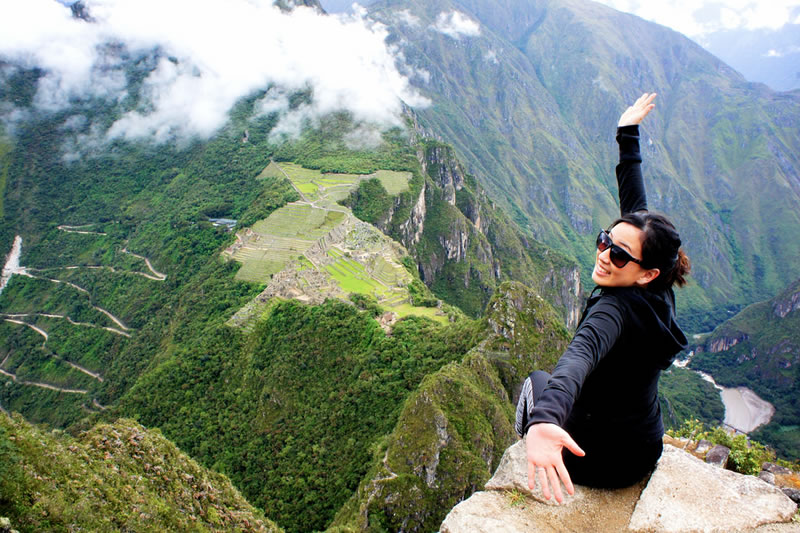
{"left": 525, "top": 423, "right": 585, "bottom": 503}
{"left": 618, "top": 92, "right": 657, "bottom": 127}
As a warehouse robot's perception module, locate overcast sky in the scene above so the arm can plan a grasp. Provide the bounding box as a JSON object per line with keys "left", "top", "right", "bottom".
{"left": 590, "top": 0, "right": 800, "bottom": 41}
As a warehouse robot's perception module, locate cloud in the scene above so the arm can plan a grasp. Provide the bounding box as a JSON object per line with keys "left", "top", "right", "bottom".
{"left": 593, "top": 0, "right": 800, "bottom": 38}
{"left": 431, "top": 11, "right": 481, "bottom": 39}
{"left": 394, "top": 9, "right": 421, "bottom": 28}
{"left": 0, "top": 0, "right": 429, "bottom": 145}
{"left": 764, "top": 45, "right": 800, "bottom": 58}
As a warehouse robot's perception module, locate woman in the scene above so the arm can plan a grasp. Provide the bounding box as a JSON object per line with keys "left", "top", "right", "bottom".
{"left": 515, "top": 93, "right": 690, "bottom": 503}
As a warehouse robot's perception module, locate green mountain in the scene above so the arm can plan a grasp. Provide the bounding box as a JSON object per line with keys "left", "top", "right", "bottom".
{"left": 0, "top": 413, "right": 280, "bottom": 532}
{"left": 367, "top": 0, "right": 800, "bottom": 332}
{"left": 0, "top": 65, "right": 577, "bottom": 529}
{"left": 1, "top": 0, "right": 799, "bottom": 530}
{"left": 690, "top": 278, "right": 800, "bottom": 459}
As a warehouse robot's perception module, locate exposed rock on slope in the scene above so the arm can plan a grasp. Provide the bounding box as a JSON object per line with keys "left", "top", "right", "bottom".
{"left": 441, "top": 440, "right": 798, "bottom": 532}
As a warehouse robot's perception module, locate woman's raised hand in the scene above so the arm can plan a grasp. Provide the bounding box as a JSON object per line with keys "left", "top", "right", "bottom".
{"left": 525, "top": 423, "right": 585, "bottom": 503}
{"left": 618, "top": 92, "right": 657, "bottom": 127}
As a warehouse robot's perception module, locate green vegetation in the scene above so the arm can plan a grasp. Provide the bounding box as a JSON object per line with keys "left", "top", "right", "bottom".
{"left": 668, "top": 419, "right": 798, "bottom": 475}
{"left": 331, "top": 281, "right": 571, "bottom": 531}
{"left": 689, "top": 279, "right": 800, "bottom": 459}
{"left": 368, "top": 0, "right": 800, "bottom": 334}
{"left": 658, "top": 366, "right": 725, "bottom": 429}
{"left": 119, "top": 299, "right": 485, "bottom": 532}
{"left": 0, "top": 414, "right": 280, "bottom": 532}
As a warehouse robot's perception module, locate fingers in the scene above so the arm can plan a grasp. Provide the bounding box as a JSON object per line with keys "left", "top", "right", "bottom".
{"left": 556, "top": 461, "right": 575, "bottom": 497}
{"left": 538, "top": 465, "right": 551, "bottom": 500}
{"left": 527, "top": 459, "right": 537, "bottom": 492}
{"left": 547, "top": 465, "right": 564, "bottom": 503}
{"left": 561, "top": 433, "right": 586, "bottom": 458}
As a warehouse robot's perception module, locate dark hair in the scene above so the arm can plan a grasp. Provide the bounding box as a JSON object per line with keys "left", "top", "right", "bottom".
{"left": 609, "top": 212, "right": 690, "bottom": 290}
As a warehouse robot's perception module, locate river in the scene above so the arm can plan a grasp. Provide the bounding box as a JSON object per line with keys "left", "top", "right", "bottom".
{"left": 1, "top": 235, "right": 23, "bottom": 296}
{"left": 674, "top": 353, "right": 775, "bottom": 433}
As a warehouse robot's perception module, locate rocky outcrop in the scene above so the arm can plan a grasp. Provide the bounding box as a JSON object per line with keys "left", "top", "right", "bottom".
{"left": 706, "top": 333, "right": 749, "bottom": 353}
{"left": 629, "top": 446, "right": 797, "bottom": 532}
{"left": 399, "top": 183, "right": 426, "bottom": 246}
{"left": 774, "top": 283, "right": 800, "bottom": 318}
{"left": 422, "top": 143, "right": 465, "bottom": 207}
{"left": 441, "top": 440, "right": 798, "bottom": 533}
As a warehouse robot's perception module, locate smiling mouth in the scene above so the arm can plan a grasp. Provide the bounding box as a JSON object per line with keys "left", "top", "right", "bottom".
{"left": 595, "top": 264, "right": 610, "bottom": 276}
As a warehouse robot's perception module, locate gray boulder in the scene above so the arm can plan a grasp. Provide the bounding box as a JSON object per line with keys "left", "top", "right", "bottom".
{"left": 629, "top": 445, "right": 797, "bottom": 532}
{"left": 440, "top": 441, "right": 799, "bottom": 533}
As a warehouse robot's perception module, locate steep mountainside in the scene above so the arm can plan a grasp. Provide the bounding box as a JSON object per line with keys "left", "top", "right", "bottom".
{"left": 368, "top": 0, "right": 800, "bottom": 332}
{"left": 0, "top": 66, "right": 576, "bottom": 531}
{"left": 0, "top": 414, "right": 280, "bottom": 532}
{"left": 690, "top": 278, "right": 800, "bottom": 459}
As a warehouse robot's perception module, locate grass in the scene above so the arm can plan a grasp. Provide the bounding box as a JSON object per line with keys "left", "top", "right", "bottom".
{"left": 373, "top": 170, "right": 411, "bottom": 195}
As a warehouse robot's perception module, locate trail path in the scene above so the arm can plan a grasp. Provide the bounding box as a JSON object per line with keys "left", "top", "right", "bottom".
{"left": 3, "top": 318, "right": 48, "bottom": 343}
{"left": 0, "top": 368, "right": 88, "bottom": 394}
{"left": 20, "top": 272, "right": 130, "bottom": 331}
{"left": 57, "top": 224, "right": 107, "bottom": 236}
{"left": 2, "top": 318, "right": 104, "bottom": 382}
{"left": 33, "top": 264, "right": 165, "bottom": 282}
{"left": 121, "top": 247, "right": 167, "bottom": 280}
{"left": 1, "top": 313, "right": 129, "bottom": 337}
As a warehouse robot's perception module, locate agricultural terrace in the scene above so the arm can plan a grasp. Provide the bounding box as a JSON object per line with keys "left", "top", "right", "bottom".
{"left": 260, "top": 161, "right": 411, "bottom": 206}
{"left": 229, "top": 162, "right": 444, "bottom": 323}
{"left": 228, "top": 203, "right": 346, "bottom": 282}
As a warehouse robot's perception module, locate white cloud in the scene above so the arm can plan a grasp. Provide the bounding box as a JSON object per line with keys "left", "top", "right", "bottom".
{"left": 484, "top": 49, "right": 499, "bottom": 64}
{"left": 394, "top": 9, "right": 420, "bottom": 28}
{"left": 432, "top": 11, "right": 481, "bottom": 39}
{"left": 593, "top": 0, "right": 800, "bottom": 38}
{"left": 0, "top": 0, "right": 429, "bottom": 144}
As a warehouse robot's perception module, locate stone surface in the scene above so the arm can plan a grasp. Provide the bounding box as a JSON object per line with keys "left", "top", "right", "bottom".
{"left": 783, "top": 487, "right": 800, "bottom": 505}
{"left": 629, "top": 445, "right": 798, "bottom": 532}
{"left": 764, "top": 463, "right": 794, "bottom": 476}
{"left": 441, "top": 440, "right": 799, "bottom": 533}
{"left": 705, "top": 444, "right": 731, "bottom": 468}
{"left": 442, "top": 439, "right": 645, "bottom": 532}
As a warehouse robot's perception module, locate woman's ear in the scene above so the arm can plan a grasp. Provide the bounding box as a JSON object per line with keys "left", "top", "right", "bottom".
{"left": 636, "top": 268, "right": 660, "bottom": 286}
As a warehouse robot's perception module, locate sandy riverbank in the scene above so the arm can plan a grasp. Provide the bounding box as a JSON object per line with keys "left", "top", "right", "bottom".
{"left": 721, "top": 386, "right": 776, "bottom": 433}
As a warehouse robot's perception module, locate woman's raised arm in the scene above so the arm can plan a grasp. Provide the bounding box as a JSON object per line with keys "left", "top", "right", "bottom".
{"left": 616, "top": 93, "right": 656, "bottom": 216}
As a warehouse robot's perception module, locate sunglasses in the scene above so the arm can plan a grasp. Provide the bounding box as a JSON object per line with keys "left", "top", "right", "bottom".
{"left": 596, "top": 230, "right": 643, "bottom": 268}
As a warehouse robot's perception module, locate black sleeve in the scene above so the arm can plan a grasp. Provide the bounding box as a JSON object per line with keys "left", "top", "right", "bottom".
{"left": 524, "top": 296, "right": 624, "bottom": 432}
{"left": 616, "top": 125, "right": 648, "bottom": 215}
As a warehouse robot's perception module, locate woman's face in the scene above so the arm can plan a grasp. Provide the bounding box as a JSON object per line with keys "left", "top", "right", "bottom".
{"left": 592, "top": 222, "right": 660, "bottom": 287}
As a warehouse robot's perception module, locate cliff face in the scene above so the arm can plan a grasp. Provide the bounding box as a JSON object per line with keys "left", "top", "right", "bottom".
{"left": 357, "top": 125, "right": 583, "bottom": 325}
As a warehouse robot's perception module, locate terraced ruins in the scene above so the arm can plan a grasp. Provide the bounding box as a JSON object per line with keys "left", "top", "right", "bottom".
{"left": 226, "top": 161, "right": 446, "bottom": 326}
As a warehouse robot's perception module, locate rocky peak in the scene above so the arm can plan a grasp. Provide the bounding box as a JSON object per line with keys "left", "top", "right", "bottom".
{"left": 441, "top": 439, "right": 798, "bottom": 532}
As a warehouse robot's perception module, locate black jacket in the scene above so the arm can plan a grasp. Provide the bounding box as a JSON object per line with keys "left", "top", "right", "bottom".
{"left": 525, "top": 125, "right": 688, "bottom": 448}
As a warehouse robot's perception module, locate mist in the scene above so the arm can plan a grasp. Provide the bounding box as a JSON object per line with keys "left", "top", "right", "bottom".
{"left": 0, "top": 0, "right": 429, "bottom": 145}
